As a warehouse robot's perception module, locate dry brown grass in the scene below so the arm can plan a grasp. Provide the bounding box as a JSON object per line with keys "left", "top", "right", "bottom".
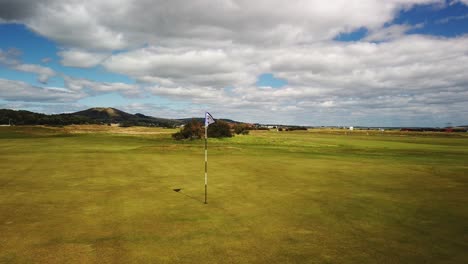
{"left": 61, "top": 125, "right": 176, "bottom": 135}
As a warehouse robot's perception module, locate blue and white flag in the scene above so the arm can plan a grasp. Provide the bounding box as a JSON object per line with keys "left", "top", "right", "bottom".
{"left": 205, "top": 112, "right": 215, "bottom": 127}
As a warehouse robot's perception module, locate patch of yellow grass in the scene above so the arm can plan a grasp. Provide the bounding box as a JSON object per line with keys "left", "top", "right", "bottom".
{"left": 61, "top": 125, "right": 176, "bottom": 135}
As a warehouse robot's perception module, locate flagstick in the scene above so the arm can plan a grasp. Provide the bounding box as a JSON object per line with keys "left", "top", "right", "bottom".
{"left": 204, "top": 125, "right": 208, "bottom": 204}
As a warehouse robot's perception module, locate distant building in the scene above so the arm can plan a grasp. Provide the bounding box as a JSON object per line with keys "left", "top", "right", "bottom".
{"left": 349, "top": 126, "right": 354, "bottom": 131}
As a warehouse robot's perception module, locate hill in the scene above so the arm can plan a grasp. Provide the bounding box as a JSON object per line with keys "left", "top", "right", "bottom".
{"left": 71, "top": 107, "right": 183, "bottom": 127}
{"left": 0, "top": 108, "right": 242, "bottom": 128}
{"left": 0, "top": 109, "right": 94, "bottom": 126}
{"left": 73, "top": 107, "right": 135, "bottom": 120}
{"left": 0, "top": 107, "right": 181, "bottom": 127}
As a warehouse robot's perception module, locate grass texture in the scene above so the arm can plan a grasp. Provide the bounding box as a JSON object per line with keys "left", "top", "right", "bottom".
{"left": 0, "top": 126, "right": 467, "bottom": 263}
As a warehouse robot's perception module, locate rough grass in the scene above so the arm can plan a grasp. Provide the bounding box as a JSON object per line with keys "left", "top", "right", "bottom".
{"left": 0, "top": 126, "right": 467, "bottom": 263}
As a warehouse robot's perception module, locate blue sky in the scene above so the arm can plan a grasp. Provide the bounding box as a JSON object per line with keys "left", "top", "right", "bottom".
{"left": 1, "top": 0, "right": 468, "bottom": 126}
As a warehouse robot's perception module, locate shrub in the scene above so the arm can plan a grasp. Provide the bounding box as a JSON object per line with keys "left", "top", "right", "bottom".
{"left": 172, "top": 120, "right": 204, "bottom": 140}
{"left": 233, "top": 124, "right": 250, "bottom": 135}
{"left": 208, "top": 120, "right": 232, "bottom": 138}
{"left": 172, "top": 131, "right": 186, "bottom": 140}
{"left": 284, "top": 126, "right": 307, "bottom": 131}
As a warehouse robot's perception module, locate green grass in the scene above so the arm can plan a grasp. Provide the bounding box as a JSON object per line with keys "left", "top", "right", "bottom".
{"left": 1, "top": 126, "right": 467, "bottom": 263}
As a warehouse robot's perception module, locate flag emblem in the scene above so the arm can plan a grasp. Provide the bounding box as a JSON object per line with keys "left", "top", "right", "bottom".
{"left": 205, "top": 112, "right": 215, "bottom": 127}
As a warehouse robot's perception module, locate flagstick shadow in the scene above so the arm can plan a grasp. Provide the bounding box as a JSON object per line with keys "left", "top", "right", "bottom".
{"left": 173, "top": 189, "right": 205, "bottom": 204}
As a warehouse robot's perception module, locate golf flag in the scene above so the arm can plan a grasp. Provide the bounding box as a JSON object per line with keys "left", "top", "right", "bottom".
{"left": 204, "top": 112, "right": 215, "bottom": 204}
{"left": 205, "top": 112, "right": 215, "bottom": 127}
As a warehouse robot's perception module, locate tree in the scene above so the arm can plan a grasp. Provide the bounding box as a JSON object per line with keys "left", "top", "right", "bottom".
{"left": 208, "top": 120, "right": 232, "bottom": 138}
{"left": 172, "top": 120, "right": 204, "bottom": 140}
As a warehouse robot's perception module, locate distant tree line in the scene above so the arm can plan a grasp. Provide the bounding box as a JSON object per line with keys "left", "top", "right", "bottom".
{"left": 401, "top": 127, "right": 467, "bottom": 132}
{"left": 0, "top": 109, "right": 97, "bottom": 126}
{"left": 118, "top": 119, "right": 176, "bottom": 128}
{"left": 0, "top": 109, "right": 178, "bottom": 127}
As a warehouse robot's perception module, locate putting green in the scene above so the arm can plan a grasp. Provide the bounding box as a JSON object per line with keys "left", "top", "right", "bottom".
{"left": 1, "top": 126, "right": 467, "bottom": 263}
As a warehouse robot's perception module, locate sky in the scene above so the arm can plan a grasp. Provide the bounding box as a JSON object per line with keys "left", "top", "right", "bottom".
{"left": 1, "top": 0, "right": 468, "bottom": 127}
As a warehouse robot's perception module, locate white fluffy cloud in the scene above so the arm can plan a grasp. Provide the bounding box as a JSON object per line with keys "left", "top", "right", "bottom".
{"left": 146, "top": 86, "right": 226, "bottom": 100}
{"left": 58, "top": 49, "right": 109, "bottom": 68}
{"left": 103, "top": 46, "right": 257, "bottom": 88}
{"left": 139, "top": 33, "right": 468, "bottom": 125}
{"left": 1, "top": 48, "right": 56, "bottom": 83}
{"left": 1, "top": 0, "right": 468, "bottom": 125}
{"left": 63, "top": 76, "right": 140, "bottom": 96}
{"left": 452, "top": 0, "right": 468, "bottom": 5}
{"left": 0, "top": 78, "right": 84, "bottom": 102}
{"left": 0, "top": 0, "right": 444, "bottom": 50}
{"left": 13, "top": 64, "right": 56, "bottom": 83}
{"left": 113, "top": 35, "right": 468, "bottom": 105}
{"left": 24, "top": 1, "right": 127, "bottom": 50}
{"left": 364, "top": 24, "right": 423, "bottom": 42}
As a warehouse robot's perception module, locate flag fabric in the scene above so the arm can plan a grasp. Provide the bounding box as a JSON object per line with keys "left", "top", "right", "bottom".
{"left": 205, "top": 112, "right": 215, "bottom": 127}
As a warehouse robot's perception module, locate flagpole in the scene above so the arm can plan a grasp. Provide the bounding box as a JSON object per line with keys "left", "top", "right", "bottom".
{"left": 204, "top": 124, "right": 208, "bottom": 204}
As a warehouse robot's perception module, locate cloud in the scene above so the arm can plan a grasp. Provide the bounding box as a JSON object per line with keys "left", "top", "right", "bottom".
{"left": 13, "top": 64, "right": 56, "bottom": 83}
{"left": 0, "top": 48, "right": 21, "bottom": 65}
{"left": 116, "top": 102, "right": 190, "bottom": 119}
{"left": 63, "top": 76, "right": 141, "bottom": 96}
{"left": 1, "top": 48, "right": 56, "bottom": 83}
{"left": 0, "top": 0, "right": 46, "bottom": 21}
{"left": 435, "top": 13, "right": 468, "bottom": 24}
{"left": 102, "top": 46, "right": 257, "bottom": 88}
{"left": 0, "top": 0, "right": 443, "bottom": 50}
{"left": 41, "top": 57, "right": 52, "bottom": 63}
{"left": 24, "top": 1, "right": 127, "bottom": 50}
{"left": 58, "top": 49, "right": 109, "bottom": 68}
{"left": 108, "top": 34, "right": 468, "bottom": 103}
{"left": 0, "top": 47, "right": 143, "bottom": 101}
{"left": 0, "top": 78, "right": 84, "bottom": 102}
{"left": 134, "top": 34, "right": 468, "bottom": 125}
{"left": 364, "top": 24, "right": 423, "bottom": 42}
{"left": 146, "top": 86, "right": 226, "bottom": 100}
{"left": 1, "top": 0, "right": 468, "bottom": 126}
{"left": 103, "top": 48, "right": 235, "bottom": 78}
{"left": 451, "top": 0, "right": 468, "bottom": 5}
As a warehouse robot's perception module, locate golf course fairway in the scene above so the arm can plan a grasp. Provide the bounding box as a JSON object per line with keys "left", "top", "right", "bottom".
{"left": 1, "top": 126, "right": 467, "bottom": 263}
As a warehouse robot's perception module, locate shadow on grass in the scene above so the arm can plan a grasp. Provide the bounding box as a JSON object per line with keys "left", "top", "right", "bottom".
{"left": 173, "top": 189, "right": 205, "bottom": 204}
